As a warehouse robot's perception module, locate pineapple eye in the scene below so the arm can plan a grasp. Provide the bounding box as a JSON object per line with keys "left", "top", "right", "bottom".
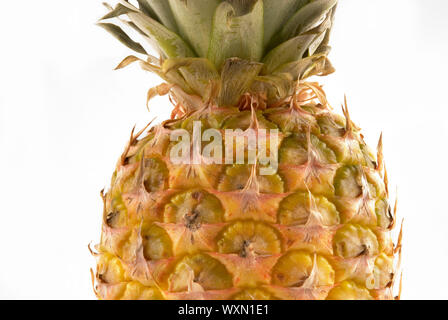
{"left": 105, "top": 196, "right": 127, "bottom": 228}
{"left": 163, "top": 190, "right": 224, "bottom": 225}
{"left": 106, "top": 210, "right": 120, "bottom": 228}
{"left": 168, "top": 253, "right": 233, "bottom": 292}
{"left": 375, "top": 199, "right": 393, "bottom": 229}
{"left": 334, "top": 165, "right": 362, "bottom": 198}
{"left": 181, "top": 117, "right": 209, "bottom": 133}
{"left": 279, "top": 135, "right": 308, "bottom": 165}
{"left": 217, "top": 220, "right": 282, "bottom": 256}
{"left": 265, "top": 107, "right": 319, "bottom": 134}
{"left": 317, "top": 113, "right": 346, "bottom": 137}
{"left": 326, "top": 281, "right": 373, "bottom": 300}
{"left": 222, "top": 111, "right": 277, "bottom": 130}
{"left": 360, "top": 143, "right": 377, "bottom": 169}
{"left": 279, "top": 134, "right": 337, "bottom": 165}
{"left": 217, "top": 165, "right": 284, "bottom": 193}
{"left": 97, "top": 253, "right": 127, "bottom": 284}
{"left": 278, "top": 192, "right": 340, "bottom": 226}
{"left": 142, "top": 224, "right": 173, "bottom": 261}
{"left": 218, "top": 165, "right": 250, "bottom": 192}
{"left": 333, "top": 224, "right": 379, "bottom": 258}
{"left": 371, "top": 253, "right": 394, "bottom": 289}
{"left": 142, "top": 158, "right": 169, "bottom": 193}
{"left": 232, "top": 288, "right": 276, "bottom": 300}
{"left": 120, "top": 282, "right": 163, "bottom": 300}
{"left": 272, "top": 250, "right": 335, "bottom": 287}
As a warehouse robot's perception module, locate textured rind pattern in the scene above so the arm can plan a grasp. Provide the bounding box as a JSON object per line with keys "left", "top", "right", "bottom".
{"left": 93, "top": 102, "right": 398, "bottom": 300}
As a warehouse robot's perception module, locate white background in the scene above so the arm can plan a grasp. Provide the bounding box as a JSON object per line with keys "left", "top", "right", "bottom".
{"left": 0, "top": 0, "right": 447, "bottom": 300}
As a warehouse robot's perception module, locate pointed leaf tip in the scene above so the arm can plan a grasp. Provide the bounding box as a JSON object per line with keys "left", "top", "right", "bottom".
{"left": 278, "top": 0, "right": 338, "bottom": 43}
{"left": 127, "top": 12, "right": 195, "bottom": 58}
{"left": 138, "top": 0, "right": 179, "bottom": 32}
{"left": 98, "top": 22, "right": 148, "bottom": 55}
{"left": 263, "top": 0, "right": 311, "bottom": 46}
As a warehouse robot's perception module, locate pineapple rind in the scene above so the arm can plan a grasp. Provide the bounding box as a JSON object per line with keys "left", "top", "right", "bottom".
{"left": 94, "top": 102, "right": 397, "bottom": 300}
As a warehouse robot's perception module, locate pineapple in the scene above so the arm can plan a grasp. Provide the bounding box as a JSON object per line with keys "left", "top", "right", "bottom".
{"left": 92, "top": 0, "right": 402, "bottom": 300}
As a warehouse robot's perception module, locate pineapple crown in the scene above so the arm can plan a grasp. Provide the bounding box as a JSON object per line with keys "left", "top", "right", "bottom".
{"left": 99, "top": 0, "right": 337, "bottom": 110}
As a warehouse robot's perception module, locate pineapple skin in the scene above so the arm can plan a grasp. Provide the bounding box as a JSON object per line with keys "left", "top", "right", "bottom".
{"left": 93, "top": 98, "right": 398, "bottom": 300}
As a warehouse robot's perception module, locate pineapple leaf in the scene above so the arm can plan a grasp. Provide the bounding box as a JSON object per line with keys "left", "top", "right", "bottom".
{"left": 275, "top": 0, "right": 337, "bottom": 46}
{"left": 136, "top": 0, "right": 159, "bottom": 20}
{"left": 139, "top": 59, "right": 193, "bottom": 94}
{"left": 208, "top": 0, "right": 264, "bottom": 70}
{"left": 273, "top": 53, "right": 335, "bottom": 80}
{"left": 218, "top": 58, "right": 263, "bottom": 107}
{"left": 313, "top": 6, "right": 337, "bottom": 55}
{"left": 308, "top": 30, "right": 327, "bottom": 56}
{"left": 263, "top": 0, "right": 311, "bottom": 47}
{"left": 114, "top": 55, "right": 142, "bottom": 70}
{"left": 251, "top": 74, "right": 295, "bottom": 103}
{"left": 226, "top": 0, "right": 259, "bottom": 15}
{"left": 97, "top": 22, "right": 148, "bottom": 55}
{"left": 168, "top": 0, "right": 221, "bottom": 57}
{"left": 100, "top": 3, "right": 135, "bottom": 20}
{"left": 137, "top": 0, "right": 179, "bottom": 32}
{"left": 127, "top": 12, "right": 195, "bottom": 58}
{"left": 262, "top": 34, "right": 317, "bottom": 74}
{"left": 304, "top": 7, "right": 334, "bottom": 56}
{"left": 163, "top": 58, "right": 219, "bottom": 98}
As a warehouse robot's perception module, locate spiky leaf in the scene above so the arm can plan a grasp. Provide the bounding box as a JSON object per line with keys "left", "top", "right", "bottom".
{"left": 218, "top": 58, "right": 263, "bottom": 107}
{"left": 101, "top": 3, "right": 134, "bottom": 20}
{"left": 136, "top": 0, "right": 159, "bottom": 20}
{"left": 274, "top": 0, "right": 337, "bottom": 46}
{"left": 138, "top": 0, "right": 179, "bottom": 32}
{"left": 168, "top": 0, "right": 221, "bottom": 57}
{"left": 208, "top": 0, "right": 264, "bottom": 69}
{"left": 251, "top": 74, "right": 295, "bottom": 103}
{"left": 263, "top": 0, "right": 310, "bottom": 46}
{"left": 163, "top": 58, "right": 219, "bottom": 98}
{"left": 262, "top": 34, "right": 317, "bottom": 74}
{"left": 100, "top": 3, "right": 152, "bottom": 42}
{"left": 98, "top": 22, "right": 148, "bottom": 55}
{"left": 273, "top": 53, "right": 335, "bottom": 79}
{"left": 127, "top": 12, "right": 195, "bottom": 58}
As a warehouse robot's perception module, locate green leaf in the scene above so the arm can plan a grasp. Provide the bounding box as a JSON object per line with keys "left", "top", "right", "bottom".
{"left": 273, "top": 53, "right": 335, "bottom": 80}
{"left": 138, "top": 0, "right": 179, "bottom": 32}
{"left": 251, "top": 74, "right": 295, "bottom": 103}
{"left": 208, "top": 0, "right": 264, "bottom": 69}
{"left": 127, "top": 12, "right": 195, "bottom": 58}
{"left": 136, "top": 0, "right": 159, "bottom": 20}
{"left": 100, "top": 3, "right": 151, "bottom": 40}
{"left": 97, "top": 22, "right": 147, "bottom": 55}
{"left": 226, "top": 0, "right": 259, "bottom": 15}
{"left": 276, "top": 0, "right": 337, "bottom": 45}
{"left": 262, "top": 33, "right": 317, "bottom": 74}
{"left": 303, "top": 7, "right": 334, "bottom": 56}
{"left": 168, "top": 0, "right": 220, "bottom": 57}
{"left": 163, "top": 58, "right": 219, "bottom": 97}
{"left": 313, "top": 6, "right": 337, "bottom": 55}
{"left": 218, "top": 58, "right": 263, "bottom": 107}
{"left": 263, "top": 0, "right": 311, "bottom": 47}
{"left": 139, "top": 60, "right": 193, "bottom": 94}
{"left": 100, "top": 3, "right": 135, "bottom": 20}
